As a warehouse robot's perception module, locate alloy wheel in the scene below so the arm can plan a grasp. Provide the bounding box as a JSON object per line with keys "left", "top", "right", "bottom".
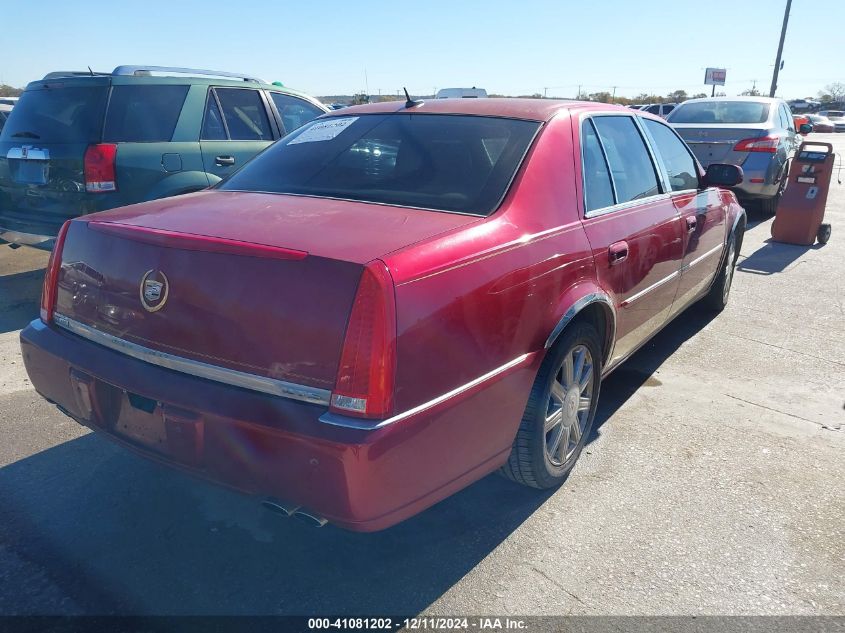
{"left": 544, "top": 344, "right": 594, "bottom": 466}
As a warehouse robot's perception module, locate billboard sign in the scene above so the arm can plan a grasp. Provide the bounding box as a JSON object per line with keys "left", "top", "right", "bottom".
{"left": 704, "top": 68, "right": 727, "bottom": 86}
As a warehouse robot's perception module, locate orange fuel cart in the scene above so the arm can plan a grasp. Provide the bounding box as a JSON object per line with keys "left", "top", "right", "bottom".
{"left": 771, "top": 142, "right": 834, "bottom": 245}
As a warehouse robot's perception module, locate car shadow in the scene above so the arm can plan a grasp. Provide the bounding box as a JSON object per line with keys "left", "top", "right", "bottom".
{"left": 0, "top": 268, "right": 44, "bottom": 333}
{"left": 588, "top": 305, "right": 717, "bottom": 444}
{"left": 0, "top": 303, "right": 721, "bottom": 615}
{"left": 737, "top": 238, "right": 821, "bottom": 276}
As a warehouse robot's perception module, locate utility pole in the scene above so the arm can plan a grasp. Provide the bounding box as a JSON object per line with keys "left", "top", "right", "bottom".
{"left": 612, "top": 86, "right": 617, "bottom": 103}
{"left": 543, "top": 87, "right": 548, "bottom": 98}
{"left": 769, "top": 0, "right": 791, "bottom": 97}
{"left": 577, "top": 84, "right": 582, "bottom": 100}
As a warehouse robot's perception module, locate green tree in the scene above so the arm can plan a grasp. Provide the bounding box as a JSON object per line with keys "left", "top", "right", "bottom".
{"left": 667, "top": 89, "right": 688, "bottom": 103}
{"left": 692, "top": 92, "right": 708, "bottom": 99}
{"left": 818, "top": 82, "right": 845, "bottom": 104}
{"left": 588, "top": 91, "right": 612, "bottom": 103}
{"left": 0, "top": 85, "right": 23, "bottom": 97}
{"left": 740, "top": 87, "right": 761, "bottom": 96}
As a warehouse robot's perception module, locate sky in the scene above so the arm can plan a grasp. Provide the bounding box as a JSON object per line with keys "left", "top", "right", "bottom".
{"left": 2, "top": 0, "right": 843, "bottom": 100}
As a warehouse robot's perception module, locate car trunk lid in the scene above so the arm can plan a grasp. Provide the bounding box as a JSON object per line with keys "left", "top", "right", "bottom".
{"left": 52, "top": 192, "right": 478, "bottom": 392}
{"left": 672, "top": 124, "right": 768, "bottom": 167}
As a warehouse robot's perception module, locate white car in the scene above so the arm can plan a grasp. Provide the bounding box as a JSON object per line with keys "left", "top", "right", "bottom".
{"left": 435, "top": 87, "right": 488, "bottom": 99}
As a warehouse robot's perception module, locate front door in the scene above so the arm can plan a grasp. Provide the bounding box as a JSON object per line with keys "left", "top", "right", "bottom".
{"left": 640, "top": 118, "right": 726, "bottom": 313}
{"left": 199, "top": 87, "right": 276, "bottom": 182}
{"left": 577, "top": 114, "right": 685, "bottom": 367}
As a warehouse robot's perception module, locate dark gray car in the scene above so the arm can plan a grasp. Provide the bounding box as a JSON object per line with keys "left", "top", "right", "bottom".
{"left": 667, "top": 97, "right": 802, "bottom": 214}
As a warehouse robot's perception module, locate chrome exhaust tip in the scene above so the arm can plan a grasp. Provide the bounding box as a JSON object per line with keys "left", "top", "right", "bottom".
{"left": 292, "top": 509, "right": 328, "bottom": 528}
{"left": 261, "top": 498, "right": 300, "bottom": 517}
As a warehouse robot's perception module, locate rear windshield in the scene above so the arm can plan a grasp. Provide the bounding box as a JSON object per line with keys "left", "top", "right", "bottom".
{"left": 104, "top": 85, "right": 189, "bottom": 142}
{"left": 0, "top": 85, "right": 107, "bottom": 143}
{"left": 668, "top": 101, "right": 771, "bottom": 124}
{"left": 219, "top": 113, "right": 540, "bottom": 215}
{"left": 824, "top": 111, "right": 844, "bottom": 118}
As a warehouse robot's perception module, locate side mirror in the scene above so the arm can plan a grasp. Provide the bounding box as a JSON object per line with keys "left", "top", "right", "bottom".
{"left": 799, "top": 123, "right": 812, "bottom": 134}
{"left": 704, "top": 163, "right": 744, "bottom": 187}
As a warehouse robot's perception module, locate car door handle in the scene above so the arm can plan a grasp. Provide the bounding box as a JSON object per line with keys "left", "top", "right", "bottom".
{"left": 215, "top": 155, "right": 236, "bottom": 166}
{"left": 608, "top": 241, "right": 629, "bottom": 266}
{"left": 685, "top": 216, "right": 698, "bottom": 233}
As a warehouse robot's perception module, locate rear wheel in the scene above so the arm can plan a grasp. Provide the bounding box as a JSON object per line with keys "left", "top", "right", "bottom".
{"left": 703, "top": 232, "right": 739, "bottom": 312}
{"left": 760, "top": 170, "right": 788, "bottom": 216}
{"left": 500, "top": 322, "right": 601, "bottom": 489}
{"left": 817, "top": 223, "right": 832, "bottom": 245}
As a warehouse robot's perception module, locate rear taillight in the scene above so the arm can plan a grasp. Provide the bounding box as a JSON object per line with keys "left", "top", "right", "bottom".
{"left": 733, "top": 136, "right": 778, "bottom": 153}
{"left": 330, "top": 260, "right": 397, "bottom": 419}
{"left": 84, "top": 143, "right": 117, "bottom": 192}
{"left": 40, "top": 220, "right": 71, "bottom": 324}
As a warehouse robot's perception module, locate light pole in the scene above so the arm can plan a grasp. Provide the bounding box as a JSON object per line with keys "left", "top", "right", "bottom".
{"left": 769, "top": 0, "right": 792, "bottom": 97}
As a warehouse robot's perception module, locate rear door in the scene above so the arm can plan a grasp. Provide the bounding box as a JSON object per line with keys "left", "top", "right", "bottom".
{"left": 578, "top": 114, "right": 684, "bottom": 366}
{"left": 266, "top": 92, "right": 325, "bottom": 137}
{"left": 199, "top": 87, "right": 276, "bottom": 182}
{"left": 641, "top": 117, "right": 726, "bottom": 313}
{"left": 0, "top": 78, "right": 110, "bottom": 237}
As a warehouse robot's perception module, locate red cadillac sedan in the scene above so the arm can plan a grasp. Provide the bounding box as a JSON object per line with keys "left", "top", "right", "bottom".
{"left": 21, "top": 99, "right": 746, "bottom": 531}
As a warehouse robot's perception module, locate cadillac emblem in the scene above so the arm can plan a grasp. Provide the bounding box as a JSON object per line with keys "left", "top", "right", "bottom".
{"left": 139, "top": 269, "right": 170, "bottom": 312}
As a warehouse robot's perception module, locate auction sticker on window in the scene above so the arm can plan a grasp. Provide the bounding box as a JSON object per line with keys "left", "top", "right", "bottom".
{"left": 288, "top": 117, "right": 358, "bottom": 144}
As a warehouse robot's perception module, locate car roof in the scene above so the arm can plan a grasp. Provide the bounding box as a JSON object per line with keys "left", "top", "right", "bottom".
{"left": 24, "top": 72, "right": 317, "bottom": 102}
{"left": 321, "top": 98, "right": 638, "bottom": 122}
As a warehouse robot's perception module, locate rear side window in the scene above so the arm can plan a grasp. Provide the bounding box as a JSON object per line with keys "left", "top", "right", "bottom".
{"left": 646, "top": 105, "right": 661, "bottom": 115}
{"left": 581, "top": 120, "right": 615, "bottom": 212}
{"left": 219, "top": 113, "right": 540, "bottom": 216}
{"left": 0, "top": 85, "right": 108, "bottom": 143}
{"left": 663, "top": 105, "right": 675, "bottom": 115}
{"left": 592, "top": 116, "right": 661, "bottom": 203}
{"left": 642, "top": 119, "right": 699, "bottom": 192}
{"left": 103, "top": 85, "right": 189, "bottom": 142}
{"left": 214, "top": 88, "right": 272, "bottom": 141}
{"left": 269, "top": 93, "right": 324, "bottom": 135}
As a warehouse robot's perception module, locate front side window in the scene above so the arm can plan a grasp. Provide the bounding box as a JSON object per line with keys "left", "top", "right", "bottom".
{"left": 582, "top": 119, "right": 615, "bottom": 212}
{"left": 213, "top": 88, "right": 272, "bottom": 141}
{"left": 104, "top": 85, "right": 189, "bottom": 142}
{"left": 269, "top": 93, "right": 324, "bottom": 135}
{"left": 592, "top": 116, "right": 661, "bottom": 204}
{"left": 219, "top": 113, "right": 540, "bottom": 216}
{"left": 642, "top": 119, "right": 699, "bottom": 192}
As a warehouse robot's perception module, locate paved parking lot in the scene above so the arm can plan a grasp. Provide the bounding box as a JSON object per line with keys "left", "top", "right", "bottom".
{"left": 0, "top": 135, "right": 843, "bottom": 616}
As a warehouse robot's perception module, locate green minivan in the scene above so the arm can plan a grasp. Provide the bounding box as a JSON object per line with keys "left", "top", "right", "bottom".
{"left": 0, "top": 66, "right": 327, "bottom": 249}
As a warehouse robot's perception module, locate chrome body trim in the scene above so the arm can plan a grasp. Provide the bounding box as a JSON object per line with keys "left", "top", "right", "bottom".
{"left": 52, "top": 314, "right": 331, "bottom": 406}
{"left": 6, "top": 146, "right": 50, "bottom": 161}
{"left": 319, "top": 353, "right": 532, "bottom": 431}
{"left": 681, "top": 244, "right": 723, "bottom": 272}
{"left": 544, "top": 292, "right": 616, "bottom": 352}
{"left": 620, "top": 271, "right": 681, "bottom": 307}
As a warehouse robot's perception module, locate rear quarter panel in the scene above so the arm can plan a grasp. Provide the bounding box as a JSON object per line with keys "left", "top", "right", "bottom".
{"left": 382, "top": 113, "right": 597, "bottom": 460}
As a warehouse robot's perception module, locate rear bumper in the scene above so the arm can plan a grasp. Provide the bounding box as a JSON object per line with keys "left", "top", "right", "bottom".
{"left": 20, "top": 319, "right": 535, "bottom": 531}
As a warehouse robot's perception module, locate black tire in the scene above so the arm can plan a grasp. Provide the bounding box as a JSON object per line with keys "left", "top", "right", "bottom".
{"left": 703, "top": 231, "right": 739, "bottom": 312}
{"left": 500, "top": 322, "right": 602, "bottom": 489}
{"left": 759, "top": 170, "right": 787, "bottom": 216}
{"left": 817, "top": 223, "right": 831, "bottom": 245}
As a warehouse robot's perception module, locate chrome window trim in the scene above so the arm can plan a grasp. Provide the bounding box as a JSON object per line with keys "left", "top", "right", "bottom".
{"left": 53, "top": 314, "right": 332, "bottom": 406}
{"left": 578, "top": 111, "right": 667, "bottom": 219}
{"left": 319, "top": 353, "right": 532, "bottom": 431}
{"left": 583, "top": 192, "right": 673, "bottom": 219}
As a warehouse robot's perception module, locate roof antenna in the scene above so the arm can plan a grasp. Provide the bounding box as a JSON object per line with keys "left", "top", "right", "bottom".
{"left": 87, "top": 66, "right": 94, "bottom": 76}
{"left": 403, "top": 87, "right": 423, "bottom": 108}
